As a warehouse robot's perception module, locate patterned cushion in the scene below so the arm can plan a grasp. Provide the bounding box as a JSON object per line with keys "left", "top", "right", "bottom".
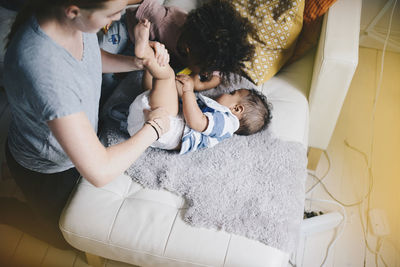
{"left": 232, "top": 0, "right": 305, "bottom": 85}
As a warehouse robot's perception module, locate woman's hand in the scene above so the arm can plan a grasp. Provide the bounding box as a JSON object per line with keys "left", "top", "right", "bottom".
{"left": 149, "top": 41, "right": 169, "bottom": 67}
{"left": 144, "top": 107, "right": 170, "bottom": 136}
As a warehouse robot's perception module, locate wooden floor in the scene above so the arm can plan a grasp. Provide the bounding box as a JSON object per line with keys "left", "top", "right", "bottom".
{"left": 0, "top": 224, "right": 89, "bottom": 267}
{"left": 1, "top": 47, "right": 400, "bottom": 267}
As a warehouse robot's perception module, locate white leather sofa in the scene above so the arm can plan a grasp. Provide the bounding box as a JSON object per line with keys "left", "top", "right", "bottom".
{"left": 59, "top": 0, "right": 362, "bottom": 266}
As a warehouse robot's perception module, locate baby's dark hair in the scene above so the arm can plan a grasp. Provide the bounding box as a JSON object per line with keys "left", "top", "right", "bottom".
{"left": 177, "top": 0, "right": 255, "bottom": 83}
{"left": 235, "top": 89, "right": 272, "bottom": 136}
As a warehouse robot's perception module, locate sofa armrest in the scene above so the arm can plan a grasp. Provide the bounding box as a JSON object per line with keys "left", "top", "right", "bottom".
{"left": 307, "top": 0, "right": 362, "bottom": 150}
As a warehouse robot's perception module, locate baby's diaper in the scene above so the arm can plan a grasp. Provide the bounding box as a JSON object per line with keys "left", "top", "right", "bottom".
{"left": 127, "top": 91, "right": 184, "bottom": 150}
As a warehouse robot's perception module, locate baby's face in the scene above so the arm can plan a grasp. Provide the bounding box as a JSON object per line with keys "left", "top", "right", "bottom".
{"left": 216, "top": 89, "right": 249, "bottom": 109}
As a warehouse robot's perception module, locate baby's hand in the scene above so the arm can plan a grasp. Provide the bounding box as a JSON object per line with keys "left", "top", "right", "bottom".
{"left": 176, "top": 74, "right": 194, "bottom": 94}
{"left": 175, "top": 79, "right": 184, "bottom": 97}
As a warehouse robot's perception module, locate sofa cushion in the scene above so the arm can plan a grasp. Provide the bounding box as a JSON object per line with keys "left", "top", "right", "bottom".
{"left": 263, "top": 48, "right": 315, "bottom": 147}
{"left": 232, "top": 0, "right": 305, "bottom": 85}
{"left": 61, "top": 175, "right": 290, "bottom": 267}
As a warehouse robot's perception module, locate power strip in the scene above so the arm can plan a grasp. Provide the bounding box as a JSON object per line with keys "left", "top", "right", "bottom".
{"left": 293, "top": 211, "right": 344, "bottom": 267}
{"left": 301, "top": 211, "right": 343, "bottom": 235}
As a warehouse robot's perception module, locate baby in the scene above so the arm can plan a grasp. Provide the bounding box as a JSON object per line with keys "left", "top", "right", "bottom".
{"left": 127, "top": 19, "right": 271, "bottom": 154}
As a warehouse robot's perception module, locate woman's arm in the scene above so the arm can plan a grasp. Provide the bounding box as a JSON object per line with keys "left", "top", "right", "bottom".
{"left": 176, "top": 75, "right": 208, "bottom": 132}
{"left": 48, "top": 110, "right": 168, "bottom": 187}
{"left": 101, "top": 41, "right": 169, "bottom": 73}
{"left": 101, "top": 49, "right": 143, "bottom": 73}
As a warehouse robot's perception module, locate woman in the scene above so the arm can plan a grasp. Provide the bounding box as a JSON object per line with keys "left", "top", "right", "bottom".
{"left": 2, "top": 0, "right": 170, "bottom": 249}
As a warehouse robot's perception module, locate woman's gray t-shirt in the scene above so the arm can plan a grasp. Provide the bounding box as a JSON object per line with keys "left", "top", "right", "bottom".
{"left": 4, "top": 17, "right": 102, "bottom": 173}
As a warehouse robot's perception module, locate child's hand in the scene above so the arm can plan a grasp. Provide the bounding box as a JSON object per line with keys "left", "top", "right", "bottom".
{"left": 176, "top": 74, "right": 194, "bottom": 94}
{"left": 149, "top": 41, "right": 170, "bottom": 67}
{"left": 191, "top": 73, "right": 221, "bottom": 91}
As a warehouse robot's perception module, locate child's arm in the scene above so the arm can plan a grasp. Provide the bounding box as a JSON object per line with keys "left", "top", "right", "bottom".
{"left": 176, "top": 75, "right": 209, "bottom": 132}
{"left": 191, "top": 73, "right": 221, "bottom": 91}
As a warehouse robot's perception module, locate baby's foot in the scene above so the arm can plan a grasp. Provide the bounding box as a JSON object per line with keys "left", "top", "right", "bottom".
{"left": 134, "top": 19, "right": 151, "bottom": 59}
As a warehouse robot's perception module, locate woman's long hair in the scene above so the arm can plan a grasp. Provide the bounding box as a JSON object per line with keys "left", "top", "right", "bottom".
{"left": 6, "top": 0, "right": 110, "bottom": 47}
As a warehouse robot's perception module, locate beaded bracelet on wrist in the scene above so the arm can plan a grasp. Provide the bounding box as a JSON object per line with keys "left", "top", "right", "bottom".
{"left": 145, "top": 121, "right": 160, "bottom": 140}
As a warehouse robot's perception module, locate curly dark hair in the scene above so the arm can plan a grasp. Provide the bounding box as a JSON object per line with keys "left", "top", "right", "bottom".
{"left": 176, "top": 0, "right": 255, "bottom": 84}
{"left": 235, "top": 89, "right": 273, "bottom": 136}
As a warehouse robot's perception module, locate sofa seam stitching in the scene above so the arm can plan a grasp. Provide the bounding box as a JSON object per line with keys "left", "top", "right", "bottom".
{"left": 59, "top": 227, "right": 210, "bottom": 266}
{"left": 222, "top": 235, "right": 232, "bottom": 267}
{"left": 106, "top": 179, "right": 133, "bottom": 242}
{"left": 162, "top": 209, "right": 180, "bottom": 255}
{"left": 106, "top": 198, "right": 126, "bottom": 242}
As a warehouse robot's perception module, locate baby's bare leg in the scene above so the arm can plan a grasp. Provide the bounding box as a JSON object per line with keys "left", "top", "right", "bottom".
{"left": 142, "top": 70, "right": 153, "bottom": 91}
{"left": 149, "top": 75, "right": 178, "bottom": 116}
{"left": 135, "top": 19, "right": 171, "bottom": 79}
{"left": 134, "top": 19, "right": 178, "bottom": 116}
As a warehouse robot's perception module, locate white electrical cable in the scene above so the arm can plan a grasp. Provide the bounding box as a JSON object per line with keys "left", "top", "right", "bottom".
{"left": 375, "top": 237, "right": 389, "bottom": 267}
{"left": 305, "top": 1, "right": 398, "bottom": 266}
{"left": 306, "top": 150, "right": 331, "bottom": 195}
{"left": 305, "top": 198, "right": 347, "bottom": 267}
{"left": 307, "top": 144, "right": 372, "bottom": 208}
{"left": 372, "top": 0, "right": 397, "bottom": 115}
{"left": 303, "top": 1, "right": 397, "bottom": 266}
{"left": 305, "top": 144, "right": 382, "bottom": 260}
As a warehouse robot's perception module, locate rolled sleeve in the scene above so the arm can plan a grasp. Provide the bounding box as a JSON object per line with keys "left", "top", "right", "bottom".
{"left": 202, "top": 111, "right": 239, "bottom": 138}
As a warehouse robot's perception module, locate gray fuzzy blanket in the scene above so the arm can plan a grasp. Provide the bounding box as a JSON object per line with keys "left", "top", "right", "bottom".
{"left": 106, "top": 127, "right": 307, "bottom": 253}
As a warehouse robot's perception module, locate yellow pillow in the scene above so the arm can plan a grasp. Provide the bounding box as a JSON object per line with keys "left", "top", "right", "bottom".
{"left": 232, "top": 0, "right": 305, "bottom": 85}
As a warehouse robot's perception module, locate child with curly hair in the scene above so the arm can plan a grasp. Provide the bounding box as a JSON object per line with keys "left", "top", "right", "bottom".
{"left": 127, "top": 19, "right": 271, "bottom": 154}
{"left": 106, "top": 0, "right": 256, "bottom": 91}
